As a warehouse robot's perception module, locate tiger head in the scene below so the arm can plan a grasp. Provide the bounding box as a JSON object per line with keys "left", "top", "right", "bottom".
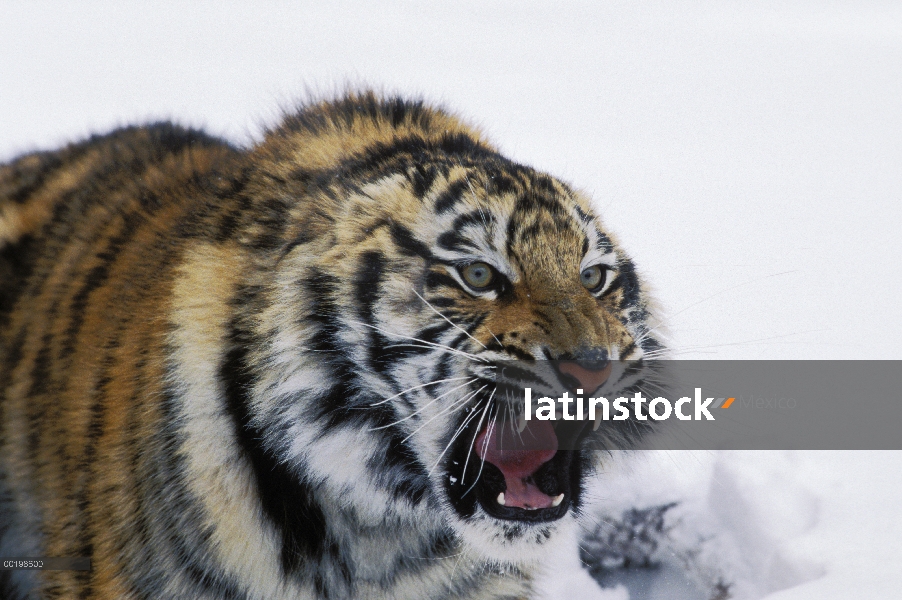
{"left": 248, "top": 95, "right": 663, "bottom": 569}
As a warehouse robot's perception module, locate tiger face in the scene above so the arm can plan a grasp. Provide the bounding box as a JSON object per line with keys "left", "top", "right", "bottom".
{"left": 259, "top": 133, "right": 660, "bottom": 566}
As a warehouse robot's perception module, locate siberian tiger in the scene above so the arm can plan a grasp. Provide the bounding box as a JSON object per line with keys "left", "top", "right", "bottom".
{"left": 0, "top": 93, "right": 662, "bottom": 599}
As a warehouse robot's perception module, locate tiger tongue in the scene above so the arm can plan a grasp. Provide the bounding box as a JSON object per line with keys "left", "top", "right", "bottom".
{"left": 474, "top": 420, "right": 558, "bottom": 509}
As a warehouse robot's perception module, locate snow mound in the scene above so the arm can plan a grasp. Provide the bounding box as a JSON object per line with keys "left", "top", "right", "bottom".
{"left": 571, "top": 451, "right": 826, "bottom": 599}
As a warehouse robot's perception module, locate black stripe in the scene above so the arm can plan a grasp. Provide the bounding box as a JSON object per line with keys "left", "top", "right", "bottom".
{"left": 451, "top": 209, "right": 495, "bottom": 232}
{"left": 25, "top": 334, "right": 53, "bottom": 469}
{"left": 427, "top": 296, "right": 456, "bottom": 308}
{"left": 314, "top": 95, "right": 432, "bottom": 133}
{"left": 437, "top": 132, "right": 496, "bottom": 158}
{"left": 414, "top": 321, "right": 454, "bottom": 346}
{"left": 483, "top": 167, "right": 519, "bottom": 196}
{"left": 220, "top": 319, "right": 329, "bottom": 577}
{"left": 0, "top": 327, "right": 27, "bottom": 382}
{"left": 517, "top": 222, "right": 543, "bottom": 244}
{"left": 500, "top": 344, "right": 535, "bottom": 362}
{"left": 58, "top": 212, "right": 143, "bottom": 360}
{"left": 7, "top": 151, "right": 65, "bottom": 204}
{"left": 26, "top": 333, "right": 53, "bottom": 397}
{"left": 355, "top": 251, "right": 387, "bottom": 374}
{"left": 504, "top": 208, "right": 521, "bottom": 254}
{"left": 595, "top": 231, "right": 614, "bottom": 253}
{"left": 156, "top": 373, "right": 251, "bottom": 600}
{"left": 8, "top": 121, "right": 226, "bottom": 204}
{"left": 372, "top": 428, "right": 430, "bottom": 505}
{"left": 372, "top": 334, "right": 435, "bottom": 374}
{"left": 348, "top": 251, "right": 438, "bottom": 372}
{"left": 338, "top": 136, "right": 431, "bottom": 178}
{"left": 532, "top": 320, "right": 551, "bottom": 335}
{"left": 75, "top": 393, "right": 108, "bottom": 599}
{"left": 516, "top": 189, "right": 565, "bottom": 217}
{"left": 303, "top": 270, "right": 341, "bottom": 355}
{"left": 444, "top": 316, "right": 483, "bottom": 353}
{"left": 572, "top": 202, "right": 590, "bottom": 223}
{"left": 75, "top": 300, "right": 147, "bottom": 598}
{"left": 140, "top": 122, "right": 229, "bottom": 156}
{"left": 641, "top": 336, "right": 664, "bottom": 353}
{"left": 430, "top": 353, "right": 454, "bottom": 390}
{"left": 389, "top": 223, "right": 432, "bottom": 259}
{"left": 532, "top": 174, "right": 558, "bottom": 195}
{"left": 68, "top": 316, "right": 133, "bottom": 598}
{"left": 424, "top": 271, "right": 460, "bottom": 291}
{"left": 615, "top": 260, "right": 641, "bottom": 310}
{"left": 437, "top": 230, "right": 476, "bottom": 252}
{"left": 433, "top": 179, "right": 467, "bottom": 213}
{"left": 356, "top": 251, "right": 385, "bottom": 323}
{"left": 620, "top": 340, "right": 637, "bottom": 358}
{"left": 338, "top": 132, "right": 497, "bottom": 181}
{"left": 281, "top": 230, "right": 315, "bottom": 260}
{"left": 39, "top": 167, "right": 113, "bottom": 241}
{"left": 122, "top": 353, "right": 158, "bottom": 596}
{"left": 436, "top": 210, "right": 494, "bottom": 252}
{"left": 409, "top": 163, "right": 437, "bottom": 199}
{"left": 168, "top": 533, "right": 251, "bottom": 600}
{"left": 211, "top": 178, "right": 252, "bottom": 243}
{"left": 300, "top": 269, "right": 391, "bottom": 429}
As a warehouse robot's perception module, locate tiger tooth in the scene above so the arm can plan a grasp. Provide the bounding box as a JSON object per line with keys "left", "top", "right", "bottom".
{"left": 593, "top": 414, "right": 602, "bottom": 432}
{"left": 517, "top": 413, "right": 527, "bottom": 433}
{"left": 551, "top": 493, "right": 564, "bottom": 507}
{"left": 497, "top": 492, "right": 506, "bottom": 506}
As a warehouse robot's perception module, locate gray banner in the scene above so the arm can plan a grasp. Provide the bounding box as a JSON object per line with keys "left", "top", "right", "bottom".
{"left": 492, "top": 360, "right": 902, "bottom": 450}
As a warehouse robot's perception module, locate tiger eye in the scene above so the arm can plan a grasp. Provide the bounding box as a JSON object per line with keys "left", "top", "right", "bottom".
{"left": 580, "top": 265, "right": 605, "bottom": 291}
{"left": 461, "top": 262, "right": 494, "bottom": 288}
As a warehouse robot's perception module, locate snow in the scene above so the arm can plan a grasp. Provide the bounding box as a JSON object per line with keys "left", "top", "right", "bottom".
{"left": 3, "top": 2, "right": 901, "bottom": 597}
{"left": 534, "top": 450, "right": 902, "bottom": 599}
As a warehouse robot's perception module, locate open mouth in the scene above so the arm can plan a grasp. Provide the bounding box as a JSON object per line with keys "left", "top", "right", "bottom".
{"left": 443, "top": 403, "right": 589, "bottom": 524}
{"left": 442, "top": 359, "right": 617, "bottom": 524}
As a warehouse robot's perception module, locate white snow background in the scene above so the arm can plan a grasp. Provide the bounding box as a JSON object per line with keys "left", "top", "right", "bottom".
{"left": 2, "top": 2, "right": 900, "bottom": 598}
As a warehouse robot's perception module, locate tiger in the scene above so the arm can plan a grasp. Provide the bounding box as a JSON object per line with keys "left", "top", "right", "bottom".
{"left": 0, "top": 92, "right": 663, "bottom": 599}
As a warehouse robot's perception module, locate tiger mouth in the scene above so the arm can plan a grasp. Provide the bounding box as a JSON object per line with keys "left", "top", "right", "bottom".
{"left": 444, "top": 404, "right": 589, "bottom": 524}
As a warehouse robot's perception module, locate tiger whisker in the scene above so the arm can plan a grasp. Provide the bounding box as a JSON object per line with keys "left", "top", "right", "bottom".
{"left": 368, "top": 376, "right": 472, "bottom": 407}
{"left": 384, "top": 342, "right": 493, "bottom": 365}
{"left": 401, "top": 384, "right": 486, "bottom": 445}
{"left": 448, "top": 546, "right": 467, "bottom": 589}
{"left": 639, "top": 348, "right": 669, "bottom": 358}
{"left": 346, "top": 319, "right": 490, "bottom": 363}
{"left": 484, "top": 324, "right": 504, "bottom": 349}
{"left": 411, "top": 287, "right": 487, "bottom": 350}
{"left": 428, "top": 392, "right": 489, "bottom": 476}
{"left": 459, "top": 387, "right": 495, "bottom": 488}
{"left": 368, "top": 378, "right": 478, "bottom": 431}
{"left": 402, "top": 551, "right": 465, "bottom": 561}
{"left": 462, "top": 408, "right": 497, "bottom": 499}
{"left": 459, "top": 161, "right": 489, "bottom": 227}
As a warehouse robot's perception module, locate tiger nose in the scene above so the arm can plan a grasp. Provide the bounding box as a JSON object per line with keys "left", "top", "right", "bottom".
{"left": 553, "top": 349, "right": 612, "bottom": 394}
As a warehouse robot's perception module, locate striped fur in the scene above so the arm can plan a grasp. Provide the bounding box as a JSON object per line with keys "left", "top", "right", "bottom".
{"left": 0, "top": 93, "right": 662, "bottom": 599}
